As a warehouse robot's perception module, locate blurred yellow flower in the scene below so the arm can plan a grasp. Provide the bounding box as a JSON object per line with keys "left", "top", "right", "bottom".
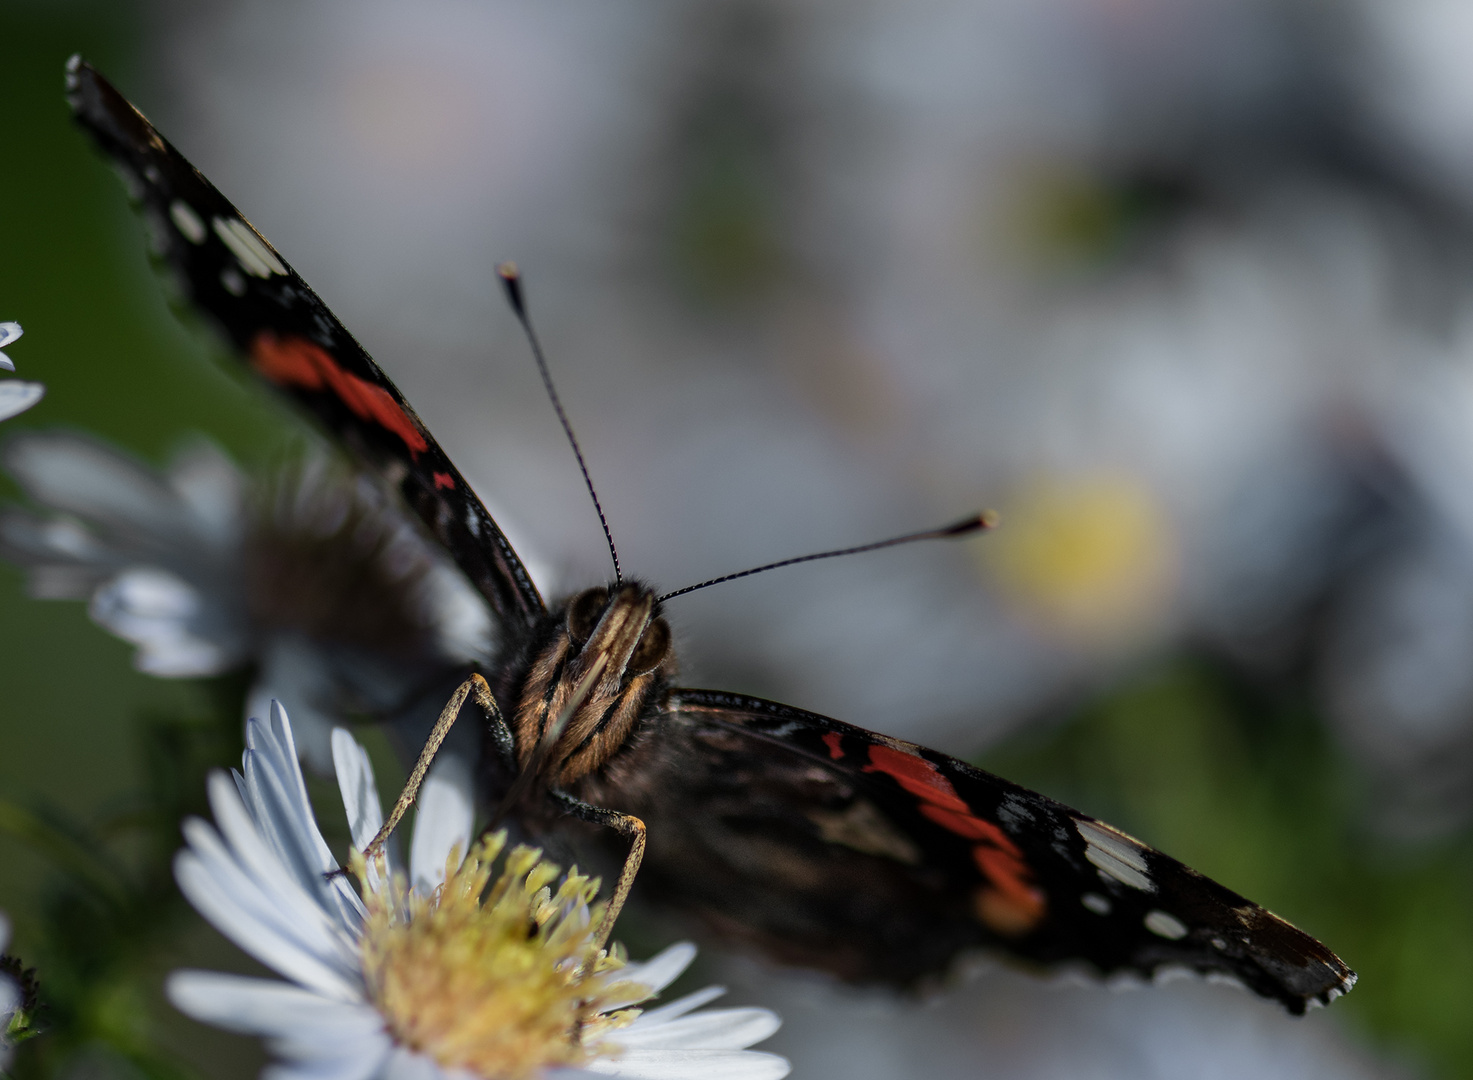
{"left": 984, "top": 471, "right": 1178, "bottom": 644}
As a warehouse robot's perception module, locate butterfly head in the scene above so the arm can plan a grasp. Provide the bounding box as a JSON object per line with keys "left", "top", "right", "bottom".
{"left": 513, "top": 583, "right": 672, "bottom": 787}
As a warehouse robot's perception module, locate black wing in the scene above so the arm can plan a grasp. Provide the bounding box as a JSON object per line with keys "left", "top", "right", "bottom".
{"left": 65, "top": 57, "right": 545, "bottom": 630}
{"left": 588, "top": 688, "right": 1355, "bottom": 1015}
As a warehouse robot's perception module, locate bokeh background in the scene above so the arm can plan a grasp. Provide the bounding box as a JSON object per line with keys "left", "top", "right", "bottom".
{"left": 6, "top": 0, "right": 1473, "bottom": 1076}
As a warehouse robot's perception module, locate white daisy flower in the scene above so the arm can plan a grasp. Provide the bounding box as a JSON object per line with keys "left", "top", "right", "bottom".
{"left": 167, "top": 704, "right": 790, "bottom": 1080}
{"left": 0, "top": 323, "right": 45, "bottom": 422}
{"left": 0, "top": 435, "right": 491, "bottom": 770}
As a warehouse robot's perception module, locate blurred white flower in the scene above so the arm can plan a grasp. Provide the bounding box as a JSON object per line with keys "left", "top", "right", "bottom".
{"left": 0, "top": 912, "right": 38, "bottom": 1068}
{"left": 0, "top": 434, "right": 492, "bottom": 770}
{"left": 0, "top": 322, "right": 23, "bottom": 372}
{"left": 0, "top": 914, "right": 17, "bottom": 1069}
{"left": 168, "top": 704, "right": 789, "bottom": 1080}
{"left": 0, "top": 322, "right": 44, "bottom": 422}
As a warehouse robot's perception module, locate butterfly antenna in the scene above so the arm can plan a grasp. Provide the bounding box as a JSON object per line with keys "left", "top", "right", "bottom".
{"left": 498, "top": 262, "right": 622, "bottom": 583}
{"left": 657, "top": 510, "right": 998, "bottom": 603}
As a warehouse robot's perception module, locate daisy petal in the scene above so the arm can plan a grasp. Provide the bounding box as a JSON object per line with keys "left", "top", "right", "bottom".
{"left": 168, "top": 971, "right": 393, "bottom": 1080}
{"left": 330, "top": 727, "right": 393, "bottom": 893}
{"left": 617, "top": 942, "right": 697, "bottom": 996}
{"left": 90, "top": 568, "right": 233, "bottom": 676}
{"left": 611, "top": 1008, "right": 782, "bottom": 1051}
{"left": 631, "top": 986, "right": 727, "bottom": 1025}
{"left": 188, "top": 799, "right": 343, "bottom": 949}
{"left": 408, "top": 752, "right": 473, "bottom": 894}
{"left": 207, "top": 770, "right": 362, "bottom": 934}
{"left": 0, "top": 353, "right": 14, "bottom": 373}
{"left": 168, "top": 438, "right": 244, "bottom": 543}
{"left": 174, "top": 846, "right": 360, "bottom": 1001}
{"left": 0, "top": 381, "right": 44, "bottom": 422}
{"left": 0, "top": 323, "right": 20, "bottom": 349}
{"left": 166, "top": 971, "right": 379, "bottom": 1041}
{"left": 135, "top": 635, "right": 232, "bottom": 677}
{"left": 587, "top": 1049, "right": 791, "bottom": 1080}
{"left": 4, "top": 432, "right": 190, "bottom": 540}
{"left": 180, "top": 797, "right": 362, "bottom": 992}
{"left": 245, "top": 729, "right": 334, "bottom": 883}
{"left": 332, "top": 728, "right": 385, "bottom": 852}
{"left": 243, "top": 709, "right": 365, "bottom": 927}
{"left": 259, "top": 703, "right": 323, "bottom": 839}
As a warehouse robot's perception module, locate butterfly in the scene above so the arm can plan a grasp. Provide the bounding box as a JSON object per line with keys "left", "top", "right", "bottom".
{"left": 66, "top": 56, "right": 1355, "bottom": 1014}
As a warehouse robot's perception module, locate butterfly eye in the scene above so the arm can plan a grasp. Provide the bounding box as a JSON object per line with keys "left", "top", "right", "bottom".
{"left": 566, "top": 588, "right": 608, "bottom": 646}
{"left": 627, "top": 617, "right": 671, "bottom": 676}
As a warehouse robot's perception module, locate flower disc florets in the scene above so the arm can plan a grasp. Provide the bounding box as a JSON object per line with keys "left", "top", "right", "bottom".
{"left": 357, "top": 833, "right": 647, "bottom": 1080}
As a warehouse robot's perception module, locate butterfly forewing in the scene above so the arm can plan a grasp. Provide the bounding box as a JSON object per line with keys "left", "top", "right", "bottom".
{"left": 595, "top": 689, "right": 1355, "bottom": 1014}
{"left": 65, "top": 57, "right": 544, "bottom": 630}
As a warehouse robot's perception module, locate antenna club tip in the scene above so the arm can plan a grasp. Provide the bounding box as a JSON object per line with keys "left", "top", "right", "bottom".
{"left": 497, "top": 262, "right": 527, "bottom": 317}
{"left": 941, "top": 510, "right": 998, "bottom": 536}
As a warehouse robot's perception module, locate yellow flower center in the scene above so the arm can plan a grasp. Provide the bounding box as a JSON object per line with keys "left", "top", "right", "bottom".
{"left": 356, "top": 834, "right": 649, "bottom": 1080}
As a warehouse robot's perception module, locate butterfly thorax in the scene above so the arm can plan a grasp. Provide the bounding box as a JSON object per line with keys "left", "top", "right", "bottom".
{"left": 505, "top": 583, "right": 673, "bottom": 789}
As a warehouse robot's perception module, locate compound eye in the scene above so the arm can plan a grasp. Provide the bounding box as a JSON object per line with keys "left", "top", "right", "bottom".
{"left": 566, "top": 588, "right": 608, "bottom": 646}
{"left": 627, "top": 617, "right": 671, "bottom": 675}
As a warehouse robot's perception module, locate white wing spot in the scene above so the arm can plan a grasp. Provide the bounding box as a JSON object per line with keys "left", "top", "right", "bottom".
{"left": 212, "top": 216, "right": 287, "bottom": 277}
{"left": 220, "top": 268, "right": 247, "bottom": 297}
{"left": 1092, "top": 858, "right": 1152, "bottom": 892}
{"left": 1081, "top": 892, "right": 1111, "bottom": 915}
{"left": 1144, "top": 909, "right": 1189, "bottom": 940}
{"left": 1077, "top": 819, "right": 1154, "bottom": 892}
{"left": 169, "top": 200, "right": 207, "bottom": 244}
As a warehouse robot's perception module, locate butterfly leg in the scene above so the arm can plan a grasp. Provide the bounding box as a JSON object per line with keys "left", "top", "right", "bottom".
{"left": 549, "top": 789, "right": 646, "bottom": 951}
{"left": 360, "top": 673, "right": 504, "bottom": 863}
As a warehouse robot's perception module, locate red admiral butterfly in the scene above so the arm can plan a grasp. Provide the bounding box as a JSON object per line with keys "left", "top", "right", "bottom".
{"left": 66, "top": 56, "right": 1354, "bottom": 1014}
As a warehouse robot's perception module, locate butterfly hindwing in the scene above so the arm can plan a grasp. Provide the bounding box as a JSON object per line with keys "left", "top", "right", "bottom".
{"left": 595, "top": 688, "right": 1355, "bottom": 1014}
{"left": 65, "top": 57, "right": 544, "bottom": 630}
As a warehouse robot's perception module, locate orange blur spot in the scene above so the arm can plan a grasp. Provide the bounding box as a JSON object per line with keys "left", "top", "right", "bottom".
{"left": 433, "top": 471, "right": 455, "bottom": 490}
{"left": 972, "top": 846, "right": 1046, "bottom": 935}
{"left": 822, "top": 732, "right": 844, "bottom": 760}
{"left": 252, "top": 332, "right": 429, "bottom": 459}
{"left": 973, "top": 885, "right": 1045, "bottom": 938}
